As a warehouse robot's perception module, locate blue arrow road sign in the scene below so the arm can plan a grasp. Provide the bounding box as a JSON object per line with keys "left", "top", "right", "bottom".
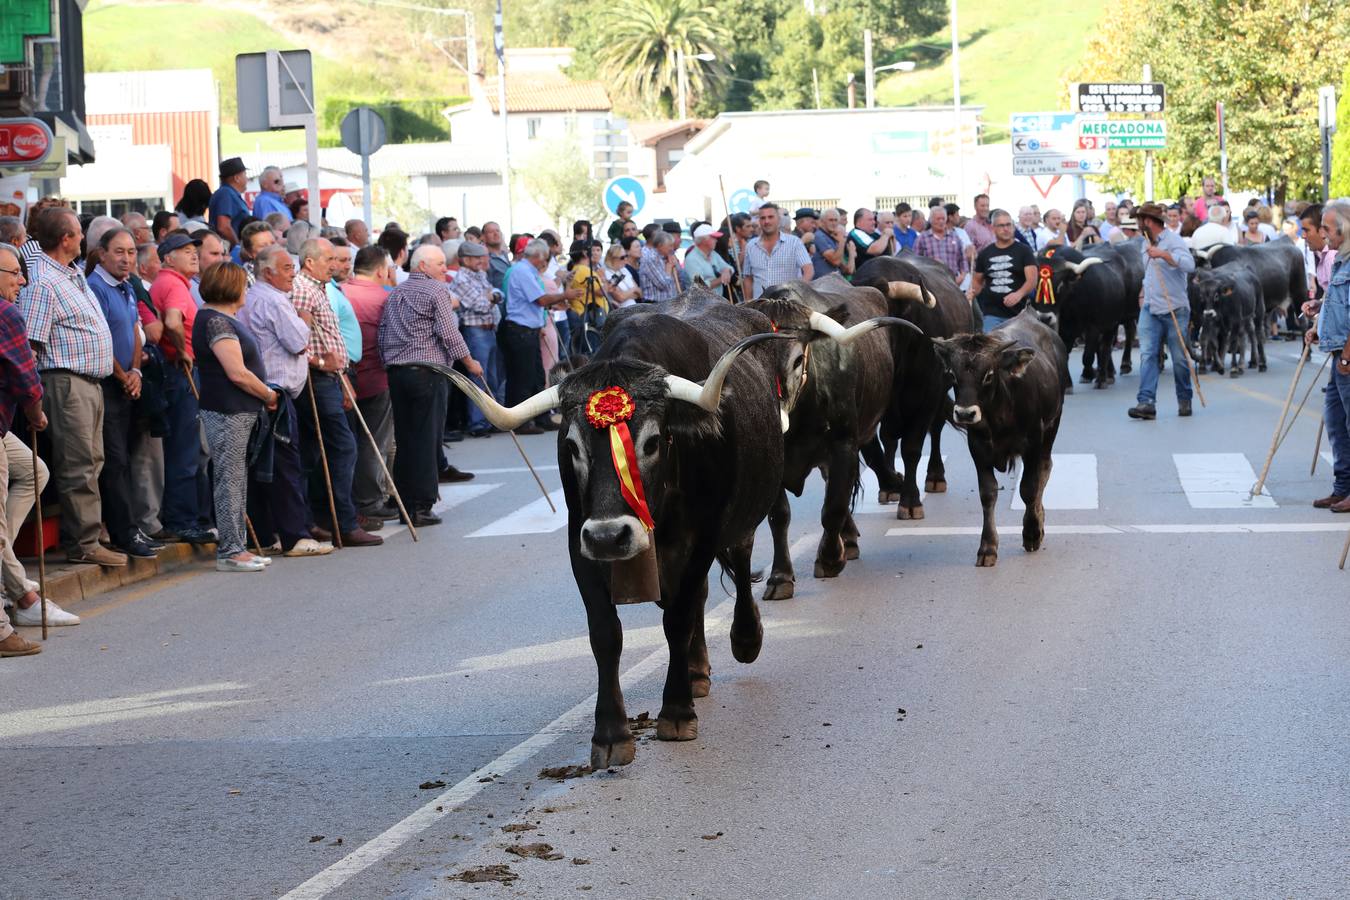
{"left": 728, "top": 188, "right": 755, "bottom": 214}
{"left": 603, "top": 176, "right": 645, "bottom": 217}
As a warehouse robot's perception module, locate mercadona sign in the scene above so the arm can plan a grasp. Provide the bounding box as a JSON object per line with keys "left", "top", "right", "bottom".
{"left": 1078, "top": 119, "right": 1167, "bottom": 151}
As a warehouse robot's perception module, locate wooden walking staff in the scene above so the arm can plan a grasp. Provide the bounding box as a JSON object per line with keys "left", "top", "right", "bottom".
{"left": 337, "top": 371, "right": 418, "bottom": 541}
{"left": 29, "top": 425, "right": 47, "bottom": 641}
{"left": 1312, "top": 417, "right": 1324, "bottom": 476}
{"left": 305, "top": 370, "right": 343, "bottom": 549}
{"left": 1251, "top": 337, "right": 1312, "bottom": 500}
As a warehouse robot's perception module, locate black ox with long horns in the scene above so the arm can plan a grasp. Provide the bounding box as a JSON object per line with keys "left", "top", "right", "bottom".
{"left": 447, "top": 290, "right": 796, "bottom": 768}
{"left": 746, "top": 273, "right": 921, "bottom": 599}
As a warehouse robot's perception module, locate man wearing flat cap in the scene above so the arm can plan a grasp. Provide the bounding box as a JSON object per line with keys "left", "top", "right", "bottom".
{"left": 793, "top": 208, "right": 819, "bottom": 249}
{"left": 209, "top": 157, "right": 250, "bottom": 246}
{"left": 449, "top": 240, "right": 504, "bottom": 438}
{"left": 150, "top": 232, "right": 214, "bottom": 542}
{"left": 1128, "top": 201, "right": 1197, "bottom": 421}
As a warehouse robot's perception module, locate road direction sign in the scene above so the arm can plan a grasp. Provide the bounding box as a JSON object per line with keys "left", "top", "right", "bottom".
{"left": 1011, "top": 112, "right": 1108, "bottom": 177}
{"left": 727, "top": 188, "right": 756, "bottom": 215}
{"left": 236, "top": 50, "right": 315, "bottom": 132}
{"left": 1078, "top": 118, "right": 1167, "bottom": 150}
{"left": 603, "top": 176, "right": 645, "bottom": 218}
{"left": 1074, "top": 82, "right": 1165, "bottom": 115}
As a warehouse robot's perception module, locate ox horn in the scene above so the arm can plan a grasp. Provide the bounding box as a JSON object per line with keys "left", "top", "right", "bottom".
{"left": 663, "top": 331, "right": 794, "bottom": 412}
{"left": 1192, "top": 247, "right": 1213, "bottom": 260}
{"left": 426, "top": 362, "right": 560, "bottom": 431}
{"left": 1064, "top": 257, "right": 1105, "bottom": 275}
{"left": 807, "top": 311, "right": 924, "bottom": 344}
{"left": 886, "top": 280, "right": 938, "bottom": 308}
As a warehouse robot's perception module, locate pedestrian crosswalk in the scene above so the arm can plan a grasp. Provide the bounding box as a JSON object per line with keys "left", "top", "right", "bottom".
{"left": 403, "top": 452, "right": 1323, "bottom": 541}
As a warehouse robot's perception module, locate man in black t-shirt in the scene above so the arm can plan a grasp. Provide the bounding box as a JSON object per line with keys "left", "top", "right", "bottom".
{"left": 968, "top": 209, "right": 1038, "bottom": 332}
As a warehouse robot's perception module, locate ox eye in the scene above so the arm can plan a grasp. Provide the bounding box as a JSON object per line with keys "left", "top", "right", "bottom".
{"left": 982, "top": 370, "right": 994, "bottom": 385}
{"left": 642, "top": 435, "right": 660, "bottom": 457}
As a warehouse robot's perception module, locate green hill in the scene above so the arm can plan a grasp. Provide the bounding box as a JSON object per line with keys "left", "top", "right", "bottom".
{"left": 874, "top": 1, "right": 1106, "bottom": 143}
{"left": 82, "top": 0, "right": 470, "bottom": 154}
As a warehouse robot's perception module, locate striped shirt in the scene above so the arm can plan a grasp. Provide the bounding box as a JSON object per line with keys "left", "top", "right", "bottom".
{"left": 378, "top": 272, "right": 470, "bottom": 368}
{"left": 239, "top": 280, "right": 311, "bottom": 398}
{"left": 18, "top": 252, "right": 115, "bottom": 377}
{"left": 0, "top": 300, "right": 43, "bottom": 436}
{"left": 450, "top": 268, "right": 497, "bottom": 328}
{"left": 744, "top": 233, "right": 811, "bottom": 299}
{"left": 289, "top": 272, "right": 347, "bottom": 361}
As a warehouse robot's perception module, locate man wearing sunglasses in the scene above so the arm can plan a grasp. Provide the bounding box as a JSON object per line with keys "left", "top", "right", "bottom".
{"left": 968, "top": 209, "right": 1038, "bottom": 333}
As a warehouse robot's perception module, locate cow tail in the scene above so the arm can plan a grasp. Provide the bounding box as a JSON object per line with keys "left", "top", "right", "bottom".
{"left": 716, "top": 551, "right": 764, "bottom": 594}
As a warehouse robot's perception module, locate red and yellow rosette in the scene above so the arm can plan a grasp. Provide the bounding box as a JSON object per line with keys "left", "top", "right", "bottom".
{"left": 1034, "top": 265, "right": 1056, "bottom": 306}
{"left": 586, "top": 387, "right": 655, "bottom": 531}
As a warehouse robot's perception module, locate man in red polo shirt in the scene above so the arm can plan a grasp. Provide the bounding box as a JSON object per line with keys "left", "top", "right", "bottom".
{"left": 150, "top": 232, "right": 213, "bottom": 544}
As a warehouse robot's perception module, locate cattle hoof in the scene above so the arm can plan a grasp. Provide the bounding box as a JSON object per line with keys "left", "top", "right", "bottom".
{"left": 762, "top": 578, "right": 795, "bottom": 602}
{"left": 1259, "top": 364, "right": 1268, "bottom": 372}
{"left": 1120, "top": 363, "right": 1132, "bottom": 374}
{"left": 877, "top": 490, "right": 901, "bottom": 504}
{"left": 975, "top": 551, "right": 998, "bottom": 567}
{"left": 843, "top": 540, "right": 860, "bottom": 560}
{"left": 656, "top": 716, "right": 698, "bottom": 742}
{"left": 1230, "top": 368, "right": 1241, "bottom": 378}
{"left": 1023, "top": 533, "right": 1043, "bottom": 552}
{"left": 1079, "top": 373, "right": 1095, "bottom": 384}
{"left": 730, "top": 622, "right": 763, "bottom": 663}
{"left": 1107, "top": 376, "right": 1115, "bottom": 385}
{"left": 590, "top": 737, "right": 636, "bottom": 769}
{"left": 924, "top": 478, "right": 948, "bottom": 493}
{"left": 896, "top": 504, "right": 925, "bottom": 521}
{"left": 813, "top": 557, "right": 845, "bottom": 579}
{"left": 690, "top": 675, "right": 712, "bottom": 699}
{"left": 1094, "top": 381, "right": 1108, "bottom": 390}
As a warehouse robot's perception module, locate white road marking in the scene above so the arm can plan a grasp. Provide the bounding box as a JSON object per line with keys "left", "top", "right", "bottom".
{"left": 1011, "top": 453, "right": 1098, "bottom": 510}
{"left": 1321, "top": 450, "right": 1334, "bottom": 466}
{"left": 0, "top": 682, "right": 254, "bottom": 739}
{"left": 886, "top": 522, "right": 1344, "bottom": 537}
{"left": 885, "top": 525, "right": 1121, "bottom": 537}
{"left": 856, "top": 455, "right": 945, "bottom": 514}
{"left": 280, "top": 531, "right": 823, "bottom": 900}
{"left": 436, "top": 482, "right": 501, "bottom": 511}
{"left": 1173, "top": 453, "right": 1277, "bottom": 509}
{"left": 466, "top": 489, "right": 568, "bottom": 538}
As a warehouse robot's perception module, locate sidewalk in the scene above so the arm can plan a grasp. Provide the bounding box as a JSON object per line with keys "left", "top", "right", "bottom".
{"left": 23, "top": 542, "right": 216, "bottom": 605}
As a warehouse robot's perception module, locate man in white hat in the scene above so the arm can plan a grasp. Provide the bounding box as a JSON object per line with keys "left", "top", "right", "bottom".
{"left": 683, "top": 224, "right": 733, "bottom": 296}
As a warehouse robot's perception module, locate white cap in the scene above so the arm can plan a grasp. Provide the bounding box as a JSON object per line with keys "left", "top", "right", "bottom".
{"left": 692, "top": 224, "right": 722, "bottom": 241}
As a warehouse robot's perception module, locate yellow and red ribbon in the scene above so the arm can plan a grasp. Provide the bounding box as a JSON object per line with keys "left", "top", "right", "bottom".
{"left": 1034, "top": 265, "right": 1056, "bottom": 306}
{"left": 586, "top": 387, "right": 655, "bottom": 530}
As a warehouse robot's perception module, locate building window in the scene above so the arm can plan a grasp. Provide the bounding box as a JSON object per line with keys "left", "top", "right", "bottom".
{"left": 527, "top": 117, "right": 541, "bottom": 140}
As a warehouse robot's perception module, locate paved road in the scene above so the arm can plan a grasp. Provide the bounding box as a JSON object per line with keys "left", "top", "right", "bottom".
{"left": 3, "top": 341, "right": 1348, "bottom": 899}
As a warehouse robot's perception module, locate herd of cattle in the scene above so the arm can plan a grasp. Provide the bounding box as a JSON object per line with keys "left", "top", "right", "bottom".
{"left": 446, "top": 235, "right": 1308, "bottom": 769}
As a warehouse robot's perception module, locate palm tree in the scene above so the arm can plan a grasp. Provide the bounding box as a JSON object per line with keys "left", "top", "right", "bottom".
{"left": 595, "top": 0, "right": 730, "bottom": 117}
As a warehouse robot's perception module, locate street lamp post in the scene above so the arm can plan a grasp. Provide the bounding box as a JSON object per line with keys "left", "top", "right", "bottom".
{"left": 677, "top": 49, "right": 716, "bottom": 120}
{"left": 862, "top": 29, "right": 915, "bottom": 109}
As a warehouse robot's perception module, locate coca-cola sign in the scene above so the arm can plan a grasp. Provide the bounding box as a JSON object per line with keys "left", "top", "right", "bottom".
{"left": 0, "top": 118, "right": 55, "bottom": 166}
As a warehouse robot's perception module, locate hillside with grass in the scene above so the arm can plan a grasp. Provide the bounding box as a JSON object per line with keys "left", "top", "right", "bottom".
{"left": 874, "top": 1, "right": 1106, "bottom": 142}
{"left": 83, "top": 0, "right": 470, "bottom": 154}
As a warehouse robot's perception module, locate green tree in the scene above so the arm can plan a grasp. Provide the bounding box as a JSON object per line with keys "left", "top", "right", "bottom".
{"left": 1069, "top": 0, "right": 1350, "bottom": 202}
{"left": 373, "top": 174, "right": 432, "bottom": 235}
{"left": 1333, "top": 61, "right": 1350, "bottom": 197}
{"left": 515, "top": 138, "right": 606, "bottom": 230}
{"left": 593, "top": 0, "right": 730, "bottom": 117}
{"left": 757, "top": 6, "right": 823, "bottom": 110}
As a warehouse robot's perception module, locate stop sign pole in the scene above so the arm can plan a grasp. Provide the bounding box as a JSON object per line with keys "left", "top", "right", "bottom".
{"left": 340, "top": 107, "right": 388, "bottom": 229}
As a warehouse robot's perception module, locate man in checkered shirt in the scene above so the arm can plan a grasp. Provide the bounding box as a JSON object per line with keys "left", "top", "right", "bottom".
{"left": 18, "top": 208, "right": 126, "bottom": 568}
{"left": 743, "top": 204, "right": 813, "bottom": 299}
{"left": 291, "top": 238, "right": 382, "bottom": 546}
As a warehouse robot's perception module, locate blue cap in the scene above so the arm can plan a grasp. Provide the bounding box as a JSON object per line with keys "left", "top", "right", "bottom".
{"left": 157, "top": 233, "right": 202, "bottom": 260}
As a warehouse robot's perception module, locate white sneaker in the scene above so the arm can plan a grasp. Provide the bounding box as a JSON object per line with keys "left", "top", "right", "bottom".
{"left": 216, "top": 557, "right": 265, "bottom": 573}
{"left": 283, "top": 538, "right": 334, "bottom": 557}
{"left": 12, "top": 599, "right": 81, "bottom": 627}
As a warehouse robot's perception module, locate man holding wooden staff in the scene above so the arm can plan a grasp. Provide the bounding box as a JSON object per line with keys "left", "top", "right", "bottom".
{"left": 1128, "top": 202, "right": 1197, "bottom": 421}
{"left": 0, "top": 242, "right": 75, "bottom": 657}
{"left": 1301, "top": 202, "right": 1350, "bottom": 511}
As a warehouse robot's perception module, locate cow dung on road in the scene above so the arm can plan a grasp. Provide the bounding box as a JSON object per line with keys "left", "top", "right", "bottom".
{"left": 448, "top": 864, "right": 519, "bottom": 884}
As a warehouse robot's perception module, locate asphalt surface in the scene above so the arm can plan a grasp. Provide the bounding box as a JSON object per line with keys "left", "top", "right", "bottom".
{"left": 3, "top": 340, "right": 1348, "bottom": 899}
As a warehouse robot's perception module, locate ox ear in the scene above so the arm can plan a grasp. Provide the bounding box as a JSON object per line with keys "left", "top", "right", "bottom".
{"left": 1222, "top": 287, "right": 1233, "bottom": 296}
{"left": 1001, "top": 347, "right": 1035, "bottom": 378}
